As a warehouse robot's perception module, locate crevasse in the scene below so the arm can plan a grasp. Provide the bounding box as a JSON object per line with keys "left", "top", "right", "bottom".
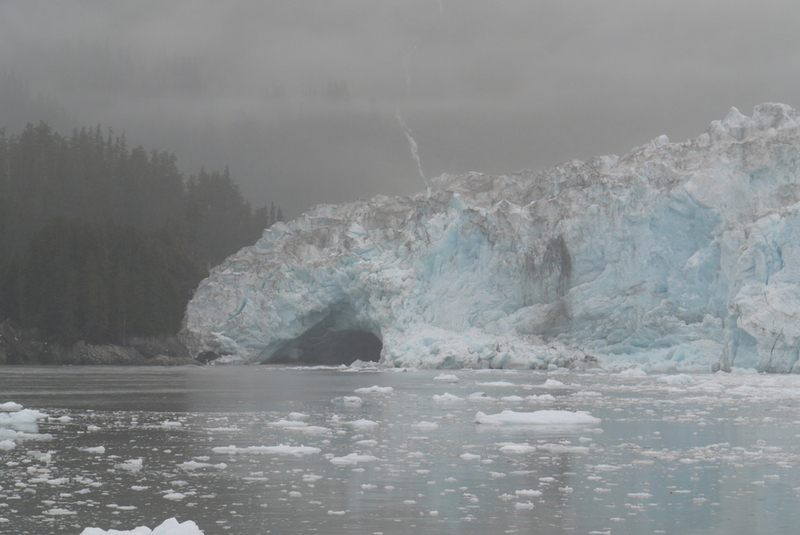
{"left": 181, "top": 103, "right": 800, "bottom": 373}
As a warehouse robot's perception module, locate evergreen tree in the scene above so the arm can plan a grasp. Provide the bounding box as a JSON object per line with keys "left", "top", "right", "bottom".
{"left": 0, "top": 120, "right": 284, "bottom": 346}
{"left": 5, "top": 217, "right": 206, "bottom": 345}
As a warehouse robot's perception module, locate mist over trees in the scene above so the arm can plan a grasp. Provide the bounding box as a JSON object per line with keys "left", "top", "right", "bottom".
{"left": 0, "top": 122, "right": 282, "bottom": 345}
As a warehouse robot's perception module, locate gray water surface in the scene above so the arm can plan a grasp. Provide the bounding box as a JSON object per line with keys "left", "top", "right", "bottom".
{"left": 2, "top": 366, "right": 799, "bottom": 535}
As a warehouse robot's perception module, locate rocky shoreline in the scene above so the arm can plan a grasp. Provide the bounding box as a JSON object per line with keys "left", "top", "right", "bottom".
{"left": 0, "top": 319, "right": 200, "bottom": 366}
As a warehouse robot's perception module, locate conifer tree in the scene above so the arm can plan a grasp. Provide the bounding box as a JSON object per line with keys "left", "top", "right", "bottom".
{"left": 0, "top": 121, "right": 284, "bottom": 345}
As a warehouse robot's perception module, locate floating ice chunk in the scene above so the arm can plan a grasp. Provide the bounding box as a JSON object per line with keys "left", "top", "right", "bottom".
{"left": 0, "top": 402, "right": 23, "bottom": 412}
{"left": 460, "top": 453, "right": 481, "bottom": 461}
{"left": 592, "top": 464, "right": 621, "bottom": 472}
{"left": 163, "top": 492, "right": 186, "bottom": 501}
{"left": 500, "top": 395, "right": 524, "bottom": 402}
{"left": 268, "top": 419, "right": 308, "bottom": 428}
{"left": 212, "top": 445, "right": 320, "bottom": 456}
{"left": 433, "top": 392, "right": 464, "bottom": 402}
{"left": 729, "top": 385, "right": 760, "bottom": 396}
{"left": 115, "top": 459, "right": 143, "bottom": 472}
{"left": 542, "top": 379, "right": 564, "bottom": 388}
{"left": 539, "top": 443, "right": 589, "bottom": 454}
{"left": 467, "top": 392, "right": 496, "bottom": 401}
{"left": 411, "top": 421, "right": 439, "bottom": 430}
{"left": 499, "top": 443, "right": 536, "bottom": 454}
{"left": 346, "top": 419, "right": 379, "bottom": 430}
{"left": 692, "top": 382, "right": 725, "bottom": 392}
{"left": 434, "top": 374, "right": 459, "bottom": 383}
{"left": 45, "top": 508, "right": 77, "bottom": 516}
{"left": 513, "top": 501, "right": 535, "bottom": 510}
{"left": 80, "top": 518, "right": 204, "bottom": 535}
{"left": 80, "top": 446, "right": 106, "bottom": 454}
{"left": 106, "top": 504, "right": 138, "bottom": 511}
{"left": 477, "top": 381, "right": 515, "bottom": 387}
{"left": 178, "top": 461, "right": 212, "bottom": 470}
{"left": 475, "top": 410, "right": 601, "bottom": 426}
{"left": 515, "top": 489, "right": 543, "bottom": 497}
{"left": 656, "top": 374, "right": 695, "bottom": 385}
{"left": 161, "top": 421, "right": 183, "bottom": 428}
{"left": 0, "top": 409, "right": 48, "bottom": 426}
{"left": 288, "top": 412, "right": 309, "bottom": 421}
{"left": 329, "top": 453, "right": 379, "bottom": 465}
{"left": 525, "top": 394, "right": 555, "bottom": 403}
{"left": 29, "top": 449, "right": 52, "bottom": 462}
{"left": 332, "top": 396, "right": 363, "bottom": 407}
{"left": 354, "top": 386, "right": 394, "bottom": 394}
{"left": 618, "top": 367, "right": 647, "bottom": 377}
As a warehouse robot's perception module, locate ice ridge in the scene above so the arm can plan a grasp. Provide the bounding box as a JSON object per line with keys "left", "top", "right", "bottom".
{"left": 181, "top": 103, "right": 800, "bottom": 372}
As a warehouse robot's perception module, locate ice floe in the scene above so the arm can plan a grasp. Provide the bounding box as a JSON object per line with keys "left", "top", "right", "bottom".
{"left": 211, "top": 445, "right": 321, "bottom": 455}
{"left": 353, "top": 385, "right": 394, "bottom": 393}
{"left": 474, "top": 409, "right": 601, "bottom": 426}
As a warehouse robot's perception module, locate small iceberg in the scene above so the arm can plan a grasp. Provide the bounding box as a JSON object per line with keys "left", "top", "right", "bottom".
{"left": 475, "top": 409, "right": 600, "bottom": 426}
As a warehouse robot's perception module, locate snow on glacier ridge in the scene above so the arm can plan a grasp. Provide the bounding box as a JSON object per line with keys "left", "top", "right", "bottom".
{"left": 182, "top": 103, "right": 800, "bottom": 372}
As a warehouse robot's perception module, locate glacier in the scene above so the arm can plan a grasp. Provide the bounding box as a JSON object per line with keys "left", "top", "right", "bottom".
{"left": 181, "top": 103, "right": 800, "bottom": 373}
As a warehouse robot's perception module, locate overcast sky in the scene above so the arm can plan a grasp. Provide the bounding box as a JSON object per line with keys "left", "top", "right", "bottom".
{"left": 2, "top": 0, "right": 800, "bottom": 218}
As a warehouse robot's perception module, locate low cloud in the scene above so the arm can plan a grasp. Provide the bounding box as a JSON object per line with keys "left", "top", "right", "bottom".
{"left": 2, "top": 0, "right": 799, "bottom": 217}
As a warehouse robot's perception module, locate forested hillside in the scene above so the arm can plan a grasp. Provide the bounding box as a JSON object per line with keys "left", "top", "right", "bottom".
{"left": 0, "top": 122, "right": 281, "bottom": 346}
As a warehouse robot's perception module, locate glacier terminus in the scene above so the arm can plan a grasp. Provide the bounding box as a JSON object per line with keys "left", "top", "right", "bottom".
{"left": 182, "top": 103, "right": 800, "bottom": 373}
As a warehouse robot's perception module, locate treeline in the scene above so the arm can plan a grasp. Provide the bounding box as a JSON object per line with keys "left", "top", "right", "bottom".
{"left": 0, "top": 122, "right": 282, "bottom": 345}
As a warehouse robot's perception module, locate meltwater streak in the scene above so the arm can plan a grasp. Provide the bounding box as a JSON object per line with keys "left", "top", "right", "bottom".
{"left": 396, "top": 31, "right": 432, "bottom": 196}
{"left": 393, "top": 0, "right": 450, "bottom": 195}
{"left": 395, "top": 111, "right": 430, "bottom": 195}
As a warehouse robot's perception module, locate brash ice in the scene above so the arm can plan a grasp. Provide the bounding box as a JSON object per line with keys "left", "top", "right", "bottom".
{"left": 181, "top": 103, "right": 800, "bottom": 373}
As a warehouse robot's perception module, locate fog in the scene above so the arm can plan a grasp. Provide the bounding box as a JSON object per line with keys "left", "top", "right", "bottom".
{"left": 2, "top": 0, "right": 800, "bottom": 218}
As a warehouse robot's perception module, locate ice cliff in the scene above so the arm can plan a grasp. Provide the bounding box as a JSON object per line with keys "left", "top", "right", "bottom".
{"left": 182, "top": 103, "right": 800, "bottom": 372}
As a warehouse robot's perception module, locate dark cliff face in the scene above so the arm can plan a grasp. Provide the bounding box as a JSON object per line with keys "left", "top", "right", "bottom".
{"left": 0, "top": 319, "right": 198, "bottom": 365}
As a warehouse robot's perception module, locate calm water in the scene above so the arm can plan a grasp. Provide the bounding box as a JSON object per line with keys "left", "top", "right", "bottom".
{"left": 2, "top": 366, "right": 800, "bottom": 535}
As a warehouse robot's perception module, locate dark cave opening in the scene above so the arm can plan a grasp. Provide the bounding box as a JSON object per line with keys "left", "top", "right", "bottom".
{"left": 266, "top": 310, "right": 383, "bottom": 365}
